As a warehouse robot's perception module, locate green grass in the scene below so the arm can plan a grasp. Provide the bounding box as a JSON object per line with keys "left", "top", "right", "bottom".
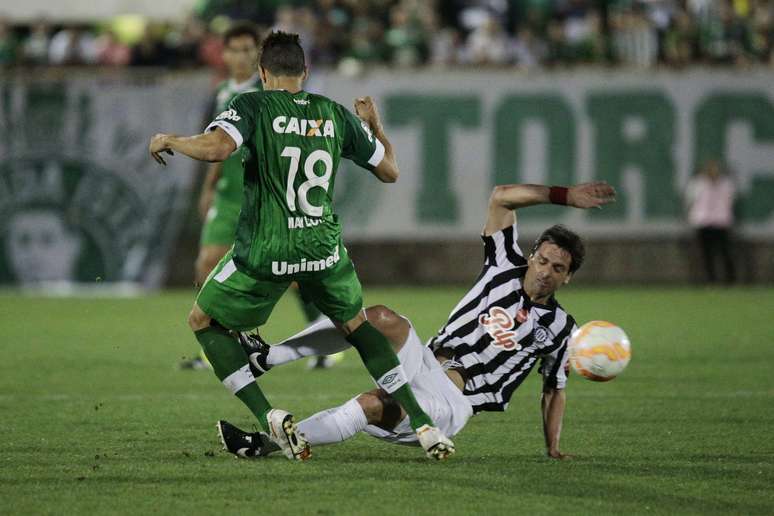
{"left": 1, "top": 287, "right": 773, "bottom": 515}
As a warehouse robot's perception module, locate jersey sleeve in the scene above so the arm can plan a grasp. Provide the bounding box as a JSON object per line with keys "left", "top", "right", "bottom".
{"left": 539, "top": 327, "right": 574, "bottom": 390}
{"left": 480, "top": 223, "right": 527, "bottom": 270}
{"left": 340, "top": 106, "right": 385, "bottom": 171}
{"left": 205, "top": 93, "right": 258, "bottom": 148}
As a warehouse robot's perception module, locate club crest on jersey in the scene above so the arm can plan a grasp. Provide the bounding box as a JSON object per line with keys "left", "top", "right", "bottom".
{"left": 479, "top": 306, "right": 520, "bottom": 351}
{"left": 534, "top": 326, "right": 550, "bottom": 344}
{"left": 272, "top": 116, "right": 335, "bottom": 138}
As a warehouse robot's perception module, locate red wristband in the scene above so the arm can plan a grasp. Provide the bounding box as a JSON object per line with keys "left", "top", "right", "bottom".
{"left": 549, "top": 186, "right": 568, "bottom": 205}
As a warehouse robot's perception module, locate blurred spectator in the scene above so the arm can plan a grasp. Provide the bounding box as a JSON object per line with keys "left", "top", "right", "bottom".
{"left": 430, "top": 26, "right": 465, "bottom": 67}
{"left": 557, "top": 1, "right": 605, "bottom": 64}
{"left": 685, "top": 160, "right": 737, "bottom": 284}
{"left": 130, "top": 24, "right": 172, "bottom": 67}
{"left": 664, "top": 7, "right": 699, "bottom": 66}
{"left": 509, "top": 26, "right": 548, "bottom": 69}
{"left": 466, "top": 12, "right": 510, "bottom": 65}
{"left": 21, "top": 19, "right": 50, "bottom": 65}
{"left": 96, "top": 29, "right": 131, "bottom": 66}
{"left": 384, "top": 3, "right": 427, "bottom": 67}
{"left": 49, "top": 26, "right": 99, "bottom": 65}
{"left": 611, "top": 2, "right": 659, "bottom": 67}
{"left": 1, "top": 0, "right": 774, "bottom": 70}
{"left": 0, "top": 17, "right": 18, "bottom": 67}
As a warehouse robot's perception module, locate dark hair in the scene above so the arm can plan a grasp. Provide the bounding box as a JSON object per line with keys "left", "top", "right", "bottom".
{"left": 531, "top": 224, "right": 585, "bottom": 273}
{"left": 259, "top": 31, "right": 305, "bottom": 76}
{"left": 223, "top": 22, "right": 260, "bottom": 46}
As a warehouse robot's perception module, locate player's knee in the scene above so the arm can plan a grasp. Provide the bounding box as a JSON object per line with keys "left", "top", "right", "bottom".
{"left": 356, "top": 392, "right": 384, "bottom": 425}
{"left": 365, "top": 305, "right": 409, "bottom": 349}
{"left": 357, "top": 390, "right": 404, "bottom": 430}
{"left": 187, "top": 305, "right": 211, "bottom": 331}
{"left": 365, "top": 305, "right": 399, "bottom": 327}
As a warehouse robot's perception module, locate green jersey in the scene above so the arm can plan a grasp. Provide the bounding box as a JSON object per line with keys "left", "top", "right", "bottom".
{"left": 211, "top": 74, "right": 262, "bottom": 205}
{"left": 206, "top": 89, "right": 384, "bottom": 279}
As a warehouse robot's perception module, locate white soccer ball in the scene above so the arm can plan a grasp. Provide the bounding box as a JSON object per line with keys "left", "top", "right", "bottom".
{"left": 568, "top": 321, "right": 631, "bottom": 382}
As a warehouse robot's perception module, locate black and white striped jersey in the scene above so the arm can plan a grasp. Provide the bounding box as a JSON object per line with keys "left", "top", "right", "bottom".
{"left": 428, "top": 223, "right": 577, "bottom": 414}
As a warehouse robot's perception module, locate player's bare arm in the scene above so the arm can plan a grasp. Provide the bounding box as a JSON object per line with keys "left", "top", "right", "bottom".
{"left": 484, "top": 182, "right": 617, "bottom": 236}
{"left": 354, "top": 96, "right": 399, "bottom": 183}
{"left": 542, "top": 386, "right": 571, "bottom": 460}
{"left": 198, "top": 162, "right": 223, "bottom": 220}
{"left": 149, "top": 127, "right": 236, "bottom": 166}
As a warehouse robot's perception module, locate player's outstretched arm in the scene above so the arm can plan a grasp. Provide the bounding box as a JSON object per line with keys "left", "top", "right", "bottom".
{"left": 149, "top": 127, "right": 236, "bottom": 166}
{"left": 542, "top": 386, "right": 572, "bottom": 460}
{"left": 354, "top": 96, "right": 399, "bottom": 183}
{"left": 484, "top": 182, "right": 616, "bottom": 235}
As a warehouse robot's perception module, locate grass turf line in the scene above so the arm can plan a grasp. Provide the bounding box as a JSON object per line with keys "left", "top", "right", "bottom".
{"left": 0, "top": 287, "right": 773, "bottom": 515}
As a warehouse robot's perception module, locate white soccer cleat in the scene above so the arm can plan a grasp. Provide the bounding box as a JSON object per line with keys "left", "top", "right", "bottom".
{"left": 266, "top": 409, "right": 311, "bottom": 461}
{"left": 416, "top": 424, "right": 455, "bottom": 460}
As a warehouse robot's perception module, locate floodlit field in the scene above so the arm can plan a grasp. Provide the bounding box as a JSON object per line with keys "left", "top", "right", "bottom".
{"left": 1, "top": 287, "right": 773, "bottom": 515}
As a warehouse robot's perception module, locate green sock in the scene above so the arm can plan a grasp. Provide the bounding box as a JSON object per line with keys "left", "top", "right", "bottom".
{"left": 296, "top": 290, "right": 322, "bottom": 322}
{"left": 346, "top": 321, "right": 433, "bottom": 430}
{"left": 195, "top": 325, "right": 272, "bottom": 432}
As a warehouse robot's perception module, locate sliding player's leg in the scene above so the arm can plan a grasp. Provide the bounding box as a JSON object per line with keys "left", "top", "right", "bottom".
{"left": 194, "top": 251, "right": 310, "bottom": 460}
{"left": 242, "top": 305, "right": 407, "bottom": 374}
{"left": 301, "top": 266, "right": 436, "bottom": 431}
{"left": 220, "top": 319, "right": 471, "bottom": 457}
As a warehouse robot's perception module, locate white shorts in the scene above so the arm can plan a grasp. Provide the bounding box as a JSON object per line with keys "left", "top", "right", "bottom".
{"left": 363, "top": 324, "right": 473, "bottom": 445}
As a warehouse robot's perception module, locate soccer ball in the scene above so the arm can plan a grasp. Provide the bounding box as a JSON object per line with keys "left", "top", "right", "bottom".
{"left": 568, "top": 321, "right": 631, "bottom": 382}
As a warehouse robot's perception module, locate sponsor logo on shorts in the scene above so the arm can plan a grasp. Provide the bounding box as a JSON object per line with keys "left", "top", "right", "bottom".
{"left": 271, "top": 245, "right": 340, "bottom": 276}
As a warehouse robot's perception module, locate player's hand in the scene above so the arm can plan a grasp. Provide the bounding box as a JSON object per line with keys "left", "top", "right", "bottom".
{"left": 567, "top": 181, "right": 616, "bottom": 209}
{"left": 149, "top": 133, "right": 175, "bottom": 166}
{"left": 354, "top": 96, "right": 382, "bottom": 130}
{"left": 547, "top": 449, "right": 574, "bottom": 460}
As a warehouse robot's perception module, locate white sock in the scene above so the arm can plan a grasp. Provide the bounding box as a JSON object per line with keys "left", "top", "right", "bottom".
{"left": 297, "top": 398, "right": 368, "bottom": 445}
{"left": 267, "top": 318, "right": 350, "bottom": 366}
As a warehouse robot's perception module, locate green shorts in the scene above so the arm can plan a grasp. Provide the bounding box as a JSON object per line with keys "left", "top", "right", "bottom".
{"left": 196, "top": 247, "right": 363, "bottom": 331}
{"left": 200, "top": 200, "right": 240, "bottom": 246}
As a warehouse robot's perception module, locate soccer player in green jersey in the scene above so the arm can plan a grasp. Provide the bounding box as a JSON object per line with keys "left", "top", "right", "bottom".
{"left": 149, "top": 31, "right": 454, "bottom": 461}
{"left": 196, "top": 23, "right": 262, "bottom": 287}
{"left": 182, "top": 22, "right": 329, "bottom": 371}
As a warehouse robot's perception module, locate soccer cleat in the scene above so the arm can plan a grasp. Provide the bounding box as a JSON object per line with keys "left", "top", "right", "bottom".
{"left": 216, "top": 420, "right": 279, "bottom": 458}
{"left": 266, "top": 409, "right": 311, "bottom": 461}
{"left": 416, "top": 424, "right": 456, "bottom": 460}
{"left": 306, "top": 351, "right": 344, "bottom": 370}
{"left": 178, "top": 356, "right": 212, "bottom": 371}
{"left": 236, "top": 331, "right": 272, "bottom": 378}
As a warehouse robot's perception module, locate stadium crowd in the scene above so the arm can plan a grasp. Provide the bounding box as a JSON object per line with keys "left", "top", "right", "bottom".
{"left": 1, "top": 0, "right": 773, "bottom": 70}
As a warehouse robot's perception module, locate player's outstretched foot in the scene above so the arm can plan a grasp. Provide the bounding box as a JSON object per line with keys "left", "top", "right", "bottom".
{"left": 216, "top": 420, "right": 279, "bottom": 459}
{"left": 416, "top": 424, "right": 455, "bottom": 460}
{"left": 236, "top": 331, "right": 272, "bottom": 378}
{"left": 266, "top": 409, "right": 311, "bottom": 461}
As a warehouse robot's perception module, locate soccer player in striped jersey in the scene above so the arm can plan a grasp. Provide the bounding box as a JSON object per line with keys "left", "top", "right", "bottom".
{"left": 217, "top": 181, "right": 615, "bottom": 459}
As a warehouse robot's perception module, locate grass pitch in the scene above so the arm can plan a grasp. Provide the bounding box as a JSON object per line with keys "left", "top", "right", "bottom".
{"left": 1, "top": 286, "right": 773, "bottom": 515}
